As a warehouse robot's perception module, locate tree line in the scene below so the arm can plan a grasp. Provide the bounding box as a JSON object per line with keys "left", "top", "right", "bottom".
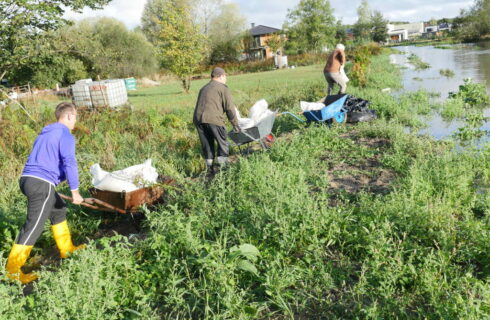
{"left": 0, "top": 0, "right": 487, "bottom": 91}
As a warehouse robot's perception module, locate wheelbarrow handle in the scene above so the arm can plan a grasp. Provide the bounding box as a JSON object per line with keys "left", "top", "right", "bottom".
{"left": 280, "top": 111, "right": 306, "bottom": 122}
{"left": 59, "top": 194, "right": 126, "bottom": 214}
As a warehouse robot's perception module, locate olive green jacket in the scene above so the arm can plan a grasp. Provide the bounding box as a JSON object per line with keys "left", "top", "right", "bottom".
{"left": 193, "top": 80, "right": 238, "bottom": 128}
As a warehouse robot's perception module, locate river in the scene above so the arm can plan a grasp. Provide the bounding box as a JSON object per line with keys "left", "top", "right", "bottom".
{"left": 390, "top": 42, "right": 490, "bottom": 143}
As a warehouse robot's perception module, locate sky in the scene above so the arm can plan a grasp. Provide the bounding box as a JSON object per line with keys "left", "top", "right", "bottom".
{"left": 63, "top": 0, "right": 475, "bottom": 30}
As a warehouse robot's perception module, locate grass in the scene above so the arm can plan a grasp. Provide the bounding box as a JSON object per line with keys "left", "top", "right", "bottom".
{"left": 1, "top": 50, "right": 489, "bottom": 319}
{"left": 407, "top": 53, "right": 431, "bottom": 70}
{"left": 128, "top": 64, "right": 325, "bottom": 112}
{"left": 440, "top": 68, "right": 455, "bottom": 77}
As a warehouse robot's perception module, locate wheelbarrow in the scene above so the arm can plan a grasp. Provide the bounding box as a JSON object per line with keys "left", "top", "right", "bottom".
{"left": 281, "top": 94, "right": 348, "bottom": 125}
{"left": 228, "top": 112, "right": 277, "bottom": 153}
{"left": 59, "top": 176, "right": 175, "bottom": 214}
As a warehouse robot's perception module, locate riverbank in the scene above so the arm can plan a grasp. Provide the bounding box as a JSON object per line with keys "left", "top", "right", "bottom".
{"left": 1, "top": 51, "right": 489, "bottom": 319}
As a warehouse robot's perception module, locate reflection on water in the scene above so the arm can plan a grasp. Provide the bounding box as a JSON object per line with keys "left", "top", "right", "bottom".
{"left": 390, "top": 42, "right": 490, "bottom": 144}
{"left": 391, "top": 42, "right": 490, "bottom": 99}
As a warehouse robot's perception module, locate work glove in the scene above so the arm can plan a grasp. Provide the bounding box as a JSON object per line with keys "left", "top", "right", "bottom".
{"left": 232, "top": 125, "right": 241, "bottom": 133}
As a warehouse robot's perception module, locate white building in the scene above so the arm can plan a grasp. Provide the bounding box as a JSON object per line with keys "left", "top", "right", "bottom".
{"left": 387, "top": 22, "right": 425, "bottom": 41}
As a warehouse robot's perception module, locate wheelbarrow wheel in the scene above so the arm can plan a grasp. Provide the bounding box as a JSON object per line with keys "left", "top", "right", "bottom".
{"left": 260, "top": 134, "right": 275, "bottom": 149}
{"left": 334, "top": 112, "right": 347, "bottom": 124}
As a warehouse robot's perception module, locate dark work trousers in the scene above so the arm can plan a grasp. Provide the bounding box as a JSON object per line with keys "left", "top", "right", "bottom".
{"left": 16, "top": 176, "right": 67, "bottom": 246}
{"left": 196, "top": 123, "right": 229, "bottom": 160}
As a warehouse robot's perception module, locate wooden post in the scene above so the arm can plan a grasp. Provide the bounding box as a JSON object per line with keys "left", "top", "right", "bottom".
{"left": 96, "top": 75, "right": 108, "bottom": 108}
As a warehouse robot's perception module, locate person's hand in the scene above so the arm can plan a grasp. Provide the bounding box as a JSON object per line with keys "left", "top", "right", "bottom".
{"left": 232, "top": 125, "right": 241, "bottom": 133}
{"left": 71, "top": 190, "right": 84, "bottom": 205}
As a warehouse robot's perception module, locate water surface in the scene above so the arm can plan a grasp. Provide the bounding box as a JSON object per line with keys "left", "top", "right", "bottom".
{"left": 390, "top": 42, "right": 490, "bottom": 144}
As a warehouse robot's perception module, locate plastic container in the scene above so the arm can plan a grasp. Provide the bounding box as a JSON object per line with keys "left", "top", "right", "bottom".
{"left": 72, "top": 78, "right": 128, "bottom": 108}
{"left": 124, "top": 78, "right": 137, "bottom": 91}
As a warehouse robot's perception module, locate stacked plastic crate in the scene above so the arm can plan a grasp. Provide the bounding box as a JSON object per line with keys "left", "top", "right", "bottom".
{"left": 89, "top": 79, "right": 128, "bottom": 108}
{"left": 71, "top": 79, "right": 128, "bottom": 108}
{"left": 71, "top": 79, "right": 93, "bottom": 108}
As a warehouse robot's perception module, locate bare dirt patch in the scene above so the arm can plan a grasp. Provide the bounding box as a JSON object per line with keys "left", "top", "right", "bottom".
{"left": 326, "top": 132, "right": 396, "bottom": 195}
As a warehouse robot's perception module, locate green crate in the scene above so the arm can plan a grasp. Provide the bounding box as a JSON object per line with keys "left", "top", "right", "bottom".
{"left": 124, "top": 78, "right": 137, "bottom": 90}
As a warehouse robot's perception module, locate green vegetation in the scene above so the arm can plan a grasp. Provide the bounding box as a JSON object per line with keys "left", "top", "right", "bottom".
{"left": 283, "top": 0, "right": 336, "bottom": 54}
{"left": 0, "top": 0, "right": 111, "bottom": 82}
{"left": 23, "top": 18, "right": 157, "bottom": 88}
{"left": 407, "top": 53, "right": 431, "bottom": 70}
{"left": 441, "top": 78, "right": 490, "bottom": 119}
{"left": 434, "top": 45, "right": 453, "bottom": 49}
{"left": 353, "top": 0, "right": 389, "bottom": 43}
{"left": 155, "top": 0, "right": 207, "bottom": 93}
{"left": 1, "top": 51, "right": 490, "bottom": 318}
{"left": 453, "top": 0, "right": 490, "bottom": 41}
{"left": 347, "top": 43, "right": 383, "bottom": 87}
{"left": 440, "top": 68, "right": 456, "bottom": 77}
{"left": 449, "top": 78, "right": 490, "bottom": 106}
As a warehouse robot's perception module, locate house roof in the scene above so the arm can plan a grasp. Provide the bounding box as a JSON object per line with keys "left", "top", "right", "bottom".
{"left": 250, "top": 25, "right": 281, "bottom": 36}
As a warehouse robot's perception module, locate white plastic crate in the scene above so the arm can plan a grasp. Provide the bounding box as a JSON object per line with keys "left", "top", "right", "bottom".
{"left": 71, "top": 78, "right": 128, "bottom": 108}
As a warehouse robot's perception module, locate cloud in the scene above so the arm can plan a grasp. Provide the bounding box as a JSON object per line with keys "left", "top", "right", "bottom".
{"left": 64, "top": 0, "right": 146, "bottom": 29}
{"left": 63, "top": 0, "right": 474, "bottom": 30}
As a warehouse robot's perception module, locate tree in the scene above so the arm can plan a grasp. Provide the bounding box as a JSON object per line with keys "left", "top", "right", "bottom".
{"left": 9, "top": 18, "right": 158, "bottom": 87}
{"left": 207, "top": 3, "right": 247, "bottom": 63}
{"left": 266, "top": 33, "right": 287, "bottom": 56}
{"left": 192, "top": 0, "right": 223, "bottom": 35}
{"left": 335, "top": 20, "right": 349, "bottom": 43}
{"left": 155, "top": 0, "right": 207, "bottom": 93}
{"left": 454, "top": 0, "right": 490, "bottom": 41}
{"left": 353, "top": 0, "right": 372, "bottom": 42}
{"left": 0, "top": 0, "right": 111, "bottom": 81}
{"left": 370, "top": 10, "right": 388, "bottom": 43}
{"left": 283, "top": 0, "right": 337, "bottom": 54}
{"left": 141, "top": 0, "right": 222, "bottom": 43}
{"left": 141, "top": 0, "right": 168, "bottom": 44}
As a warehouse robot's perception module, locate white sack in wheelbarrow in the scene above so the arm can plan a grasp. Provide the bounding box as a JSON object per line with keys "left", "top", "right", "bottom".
{"left": 248, "top": 99, "right": 269, "bottom": 123}
{"left": 235, "top": 107, "right": 255, "bottom": 129}
{"left": 90, "top": 159, "right": 158, "bottom": 192}
{"left": 300, "top": 101, "right": 325, "bottom": 112}
{"left": 254, "top": 109, "right": 275, "bottom": 123}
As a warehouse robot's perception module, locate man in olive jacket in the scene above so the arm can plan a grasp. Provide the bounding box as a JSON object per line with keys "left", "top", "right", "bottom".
{"left": 193, "top": 67, "right": 240, "bottom": 173}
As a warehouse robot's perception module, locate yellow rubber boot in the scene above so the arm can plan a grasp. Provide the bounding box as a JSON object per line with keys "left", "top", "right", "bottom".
{"left": 6, "top": 244, "right": 38, "bottom": 284}
{"left": 51, "top": 220, "right": 86, "bottom": 259}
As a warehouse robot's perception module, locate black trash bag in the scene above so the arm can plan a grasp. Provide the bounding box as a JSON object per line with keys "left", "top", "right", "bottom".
{"left": 343, "top": 95, "right": 377, "bottom": 123}
{"left": 348, "top": 109, "right": 377, "bottom": 123}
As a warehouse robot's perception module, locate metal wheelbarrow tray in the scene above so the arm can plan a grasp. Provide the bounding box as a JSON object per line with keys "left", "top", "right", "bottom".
{"left": 228, "top": 112, "right": 277, "bottom": 150}
{"left": 60, "top": 176, "right": 175, "bottom": 214}
{"left": 283, "top": 94, "right": 348, "bottom": 124}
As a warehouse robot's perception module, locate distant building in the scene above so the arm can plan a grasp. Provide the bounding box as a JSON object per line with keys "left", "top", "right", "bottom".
{"left": 422, "top": 22, "right": 453, "bottom": 38}
{"left": 247, "top": 24, "right": 282, "bottom": 60}
{"left": 387, "top": 22, "right": 424, "bottom": 42}
{"left": 438, "top": 23, "right": 452, "bottom": 32}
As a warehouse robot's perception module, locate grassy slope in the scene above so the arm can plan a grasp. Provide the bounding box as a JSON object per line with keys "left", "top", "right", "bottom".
{"left": 128, "top": 64, "right": 324, "bottom": 113}
{"left": 0, "top": 53, "right": 489, "bottom": 319}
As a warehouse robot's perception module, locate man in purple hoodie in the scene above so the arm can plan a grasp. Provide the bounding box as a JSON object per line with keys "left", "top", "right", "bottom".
{"left": 5, "top": 102, "right": 85, "bottom": 284}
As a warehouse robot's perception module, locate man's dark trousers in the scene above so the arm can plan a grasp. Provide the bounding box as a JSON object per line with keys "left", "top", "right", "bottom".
{"left": 196, "top": 123, "right": 229, "bottom": 160}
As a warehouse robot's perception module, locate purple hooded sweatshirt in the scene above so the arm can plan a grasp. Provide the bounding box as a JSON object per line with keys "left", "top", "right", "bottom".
{"left": 22, "top": 123, "right": 79, "bottom": 190}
